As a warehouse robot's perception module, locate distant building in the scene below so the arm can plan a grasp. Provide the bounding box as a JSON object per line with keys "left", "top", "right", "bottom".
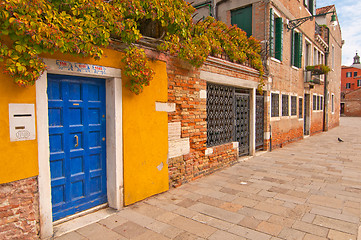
{"left": 341, "top": 53, "right": 361, "bottom": 116}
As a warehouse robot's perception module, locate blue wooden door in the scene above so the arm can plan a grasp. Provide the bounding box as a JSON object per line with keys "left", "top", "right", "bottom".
{"left": 48, "top": 74, "right": 107, "bottom": 221}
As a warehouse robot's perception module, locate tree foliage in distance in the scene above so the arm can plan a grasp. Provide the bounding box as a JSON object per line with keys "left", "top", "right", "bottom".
{"left": 0, "top": 0, "right": 263, "bottom": 94}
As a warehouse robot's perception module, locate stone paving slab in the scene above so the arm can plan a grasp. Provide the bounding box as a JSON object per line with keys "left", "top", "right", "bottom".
{"left": 54, "top": 118, "right": 361, "bottom": 240}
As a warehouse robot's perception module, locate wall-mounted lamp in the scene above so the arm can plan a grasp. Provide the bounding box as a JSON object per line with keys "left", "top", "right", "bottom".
{"left": 287, "top": 11, "right": 337, "bottom": 31}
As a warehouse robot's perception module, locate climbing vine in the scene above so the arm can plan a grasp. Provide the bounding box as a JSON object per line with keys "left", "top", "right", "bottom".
{"left": 0, "top": 0, "right": 263, "bottom": 94}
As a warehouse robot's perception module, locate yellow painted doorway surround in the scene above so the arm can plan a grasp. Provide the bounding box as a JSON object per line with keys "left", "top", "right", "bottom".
{"left": 122, "top": 60, "right": 169, "bottom": 205}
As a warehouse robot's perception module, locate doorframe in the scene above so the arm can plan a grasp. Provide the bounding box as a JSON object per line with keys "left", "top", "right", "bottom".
{"left": 36, "top": 59, "right": 123, "bottom": 239}
{"left": 200, "top": 70, "right": 257, "bottom": 156}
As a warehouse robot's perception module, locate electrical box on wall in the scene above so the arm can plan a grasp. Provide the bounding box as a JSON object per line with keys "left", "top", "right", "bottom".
{"left": 9, "top": 104, "right": 36, "bottom": 142}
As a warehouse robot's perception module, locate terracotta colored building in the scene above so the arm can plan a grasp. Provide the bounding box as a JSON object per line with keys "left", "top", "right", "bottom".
{"left": 341, "top": 53, "right": 361, "bottom": 93}
{"left": 341, "top": 53, "right": 361, "bottom": 116}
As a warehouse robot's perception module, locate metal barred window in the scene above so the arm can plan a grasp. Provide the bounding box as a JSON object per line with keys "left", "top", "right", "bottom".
{"left": 313, "top": 95, "right": 317, "bottom": 110}
{"left": 271, "top": 93, "right": 279, "bottom": 117}
{"left": 299, "top": 97, "right": 303, "bottom": 118}
{"left": 206, "top": 83, "right": 234, "bottom": 147}
{"left": 282, "top": 94, "right": 289, "bottom": 116}
{"left": 317, "top": 96, "right": 320, "bottom": 110}
{"left": 291, "top": 96, "right": 297, "bottom": 116}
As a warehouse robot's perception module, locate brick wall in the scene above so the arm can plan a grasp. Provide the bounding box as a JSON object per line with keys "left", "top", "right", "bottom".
{"left": 271, "top": 120, "right": 303, "bottom": 148}
{"left": 344, "top": 100, "right": 361, "bottom": 117}
{"left": 166, "top": 56, "right": 258, "bottom": 187}
{"left": 0, "top": 177, "right": 39, "bottom": 239}
{"left": 343, "top": 89, "right": 361, "bottom": 117}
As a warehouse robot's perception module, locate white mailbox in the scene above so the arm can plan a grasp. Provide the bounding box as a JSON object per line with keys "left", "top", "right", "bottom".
{"left": 9, "top": 104, "right": 36, "bottom": 142}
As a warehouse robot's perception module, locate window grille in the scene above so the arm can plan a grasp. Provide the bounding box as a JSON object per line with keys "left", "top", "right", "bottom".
{"left": 317, "top": 96, "right": 320, "bottom": 110}
{"left": 291, "top": 96, "right": 297, "bottom": 116}
{"left": 206, "top": 83, "right": 234, "bottom": 147}
{"left": 282, "top": 94, "right": 289, "bottom": 116}
{"left": 299, "top": 98, "right": 303, "bottom": 118}
{"left": 313, "top": 95, "right": 317, "bottom": 110}
{"left": 271, "top": 93, "right": 279, "bottom": 117}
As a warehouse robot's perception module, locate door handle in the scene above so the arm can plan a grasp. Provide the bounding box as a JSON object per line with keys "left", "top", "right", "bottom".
{"left": 74, "top": 135, "right": 79, "bottom": 147}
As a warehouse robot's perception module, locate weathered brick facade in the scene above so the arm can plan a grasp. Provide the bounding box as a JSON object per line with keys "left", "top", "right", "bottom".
{"left": 166, "top": 56, "right": 260, "bottom": 187}
{"left": 200, "top": 0, "right": 341, "bottom": 147}
{"left": 0, "top": 177, "right": 39, "bottom": 240}
{"left": 342, "top": 88, "right": 361, "bottom": 117}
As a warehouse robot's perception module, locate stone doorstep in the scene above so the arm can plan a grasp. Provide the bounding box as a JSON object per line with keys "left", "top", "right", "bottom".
{"left": 52, "top": 207, "right": 116, "bottom": 238}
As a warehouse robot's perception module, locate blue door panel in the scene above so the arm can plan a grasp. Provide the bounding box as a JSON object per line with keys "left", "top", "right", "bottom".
{"left": 48, "top": 74, "right": 107, "bottom": 221}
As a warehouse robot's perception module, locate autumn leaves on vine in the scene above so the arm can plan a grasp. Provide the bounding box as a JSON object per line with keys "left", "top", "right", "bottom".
{"left": 0, "top": 0, "right": 263, "bottom": 94}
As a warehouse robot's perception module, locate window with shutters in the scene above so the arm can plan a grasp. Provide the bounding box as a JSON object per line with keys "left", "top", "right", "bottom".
{"left": 271, "top": 93, "right": 279, "bottom": 117}
{"left": 270, "top": 9, "right": 283, "bottom": 61}
{"left": 354, "top": 71, "right": 357, "bottom": 77}
{"left": 231, "top": 5, "right": 252, "bottom": 37}
{"left": 357, "top": 80, "right": 361, "bottom": 87}
{"left": 282, "top": 94, "right": 289, "bottom": 116}
{"left": 304, "top": 0, "right": 316, "bottom": 15}
{"left": 346, "top": 72, "right": 352, "bottom": 77}
{"left": 346, "top": 83, "right": 351, "bottom": 89}
{"left": 291, "top": 31, "right": 303, "bottom": 68}
{"left": 299, "top": 97, "right": 303, "bottom": 118}
{"left": 291, "top": 96, "right": 297, "bottom": 116}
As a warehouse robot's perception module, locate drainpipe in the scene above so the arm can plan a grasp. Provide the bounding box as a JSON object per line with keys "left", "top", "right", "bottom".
{"left": 323, "top": 28, "right": 330, "bottom": 132}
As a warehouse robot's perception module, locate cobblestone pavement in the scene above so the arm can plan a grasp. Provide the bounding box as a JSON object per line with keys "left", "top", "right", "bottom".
{"left": 55, "top": 117, "right": 361, "bottom": 240}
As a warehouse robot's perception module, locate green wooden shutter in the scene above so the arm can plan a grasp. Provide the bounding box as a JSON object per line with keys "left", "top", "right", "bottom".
{"left": 309, "top": 0, "right": 316, "bottom": 15}
{"left": 298, "top": 32, "right": 303, "bottom": 68}
{"left": 269, "top": 8, "right": 274, "bottom": 57}
{"left": 291, "top": 30, "right": 295, "bottom": 66}
{"left": 275, "top": 17, "right": 283, "bottom": 61}
{"left": 231, "top": 5, "right": 253, "bottom": 37}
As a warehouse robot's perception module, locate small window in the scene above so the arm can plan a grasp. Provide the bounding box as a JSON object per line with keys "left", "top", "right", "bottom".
{"left": 270, "top": 9, "right": 283, "bottom": 61}
{"left": 346, "top": 83, "right": 351, "bottom": 89}
{"left": 282, "top": 94, "right": 289, "bottom": 116}
{"left": 305, "top": 0, "right": 315, "bottom": 15}
{"left": 346, "top": 72, "right": 352, "bottom": 77}
{"left": 317, "top": 96, "right": 320, "bottom": 110}
{"left": 354, "top": 72, "right": 358, "bottom": 77}
{"left": 271, "top": 93, "right": 279, "bottom": 117}
{"left": 320, "top": 96, "right": 323, "bottom": 110}
{"left": 358, "top": 80, "right": 361, "bottom": 87}
{"left": 292, "top": 31, "right": 303, "bottom": 68}
{"left": 313, "top": 95, "right": 317, "bottom": 110}
{"left": 332, "top": 46, "right": 335, "bottom": 69}
{"left": 331, "top": 94, "right": 335, "bottom": 113}
{"left": 299, "top": 98, "right": 303, "bottom": 118}
{"left": 291, "top": 96, "right": 297, "bottom": 116}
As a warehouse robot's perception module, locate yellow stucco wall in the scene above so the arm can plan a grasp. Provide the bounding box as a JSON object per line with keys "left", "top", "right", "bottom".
{"left": 1, "top": 47, "right": 169, "bottom": 206}
{"left": 45, "top": 50, "right": 170, "bottom": 205}
{"left": 123, "top": 60, "right": 169, "bottom": 205}
{"left": 0, "top": 71, "right": 38, "bottom": 184}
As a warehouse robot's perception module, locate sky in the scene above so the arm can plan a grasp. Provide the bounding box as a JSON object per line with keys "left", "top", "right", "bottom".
{"left": 317, "top": 0, "right": 361, "bottom": 66}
